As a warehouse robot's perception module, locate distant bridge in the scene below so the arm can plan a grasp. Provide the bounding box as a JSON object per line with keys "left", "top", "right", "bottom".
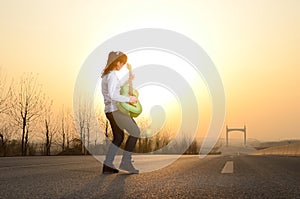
{"left": 226, "top": 125, "right": 247, "bottom": 146}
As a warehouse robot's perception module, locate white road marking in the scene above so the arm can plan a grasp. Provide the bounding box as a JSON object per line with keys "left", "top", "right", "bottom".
{"left": 221, "top": 161, "right": 234, "bottom": 174}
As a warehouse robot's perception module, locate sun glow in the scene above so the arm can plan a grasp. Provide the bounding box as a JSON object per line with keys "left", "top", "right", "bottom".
{"left": 1, "top": 1, "right": 298, "bottom": 142}
{"left": 113, "top": 49, "right": 212, "bottom": 138}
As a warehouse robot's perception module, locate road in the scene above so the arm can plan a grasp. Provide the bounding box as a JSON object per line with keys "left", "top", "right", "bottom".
{"left": 0, "top": 155, "right": 299, "bottom": 198}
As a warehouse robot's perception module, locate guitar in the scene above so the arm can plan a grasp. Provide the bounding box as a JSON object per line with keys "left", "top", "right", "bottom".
{"left": 117, "top": 63, "right": 142, "bottom": 117}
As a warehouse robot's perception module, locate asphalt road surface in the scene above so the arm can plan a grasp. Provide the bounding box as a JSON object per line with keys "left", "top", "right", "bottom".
{"left": 0, "top": 155, "right": 299, "bottom": 198}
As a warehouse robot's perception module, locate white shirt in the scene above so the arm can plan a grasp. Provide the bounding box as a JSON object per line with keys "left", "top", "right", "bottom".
{"left": 101, "top": 71, "right": 130, "bottom": 113}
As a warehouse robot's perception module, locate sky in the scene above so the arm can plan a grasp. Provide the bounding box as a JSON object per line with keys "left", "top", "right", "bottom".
{"left": 0, "top": 0, "right": 299, "bottom": 142}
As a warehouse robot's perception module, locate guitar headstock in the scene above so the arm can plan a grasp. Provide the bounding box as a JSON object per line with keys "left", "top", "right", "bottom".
{"left": 126, "top": 63, "right": 132, "bottom": 71}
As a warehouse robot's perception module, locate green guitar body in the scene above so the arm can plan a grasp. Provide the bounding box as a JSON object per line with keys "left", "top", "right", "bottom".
{"left": 117, "top": 84, "right": 142, "bottom": 118}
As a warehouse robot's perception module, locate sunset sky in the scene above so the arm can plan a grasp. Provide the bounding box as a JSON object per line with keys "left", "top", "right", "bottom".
{"left": 0, "top": 0, "right": 299, "bottom": 142}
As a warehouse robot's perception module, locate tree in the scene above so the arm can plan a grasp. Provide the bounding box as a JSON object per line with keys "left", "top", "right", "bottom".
{"left": 58, "top": 105, "right": 76, "bottom": 152}
{"left": 94, "top": 107, "right": 111, "bottom": 155}
{"left": 0, "top": 68, "right": 11, "bottom": 114}
{"left": 42, "top": 98, "right": 57, "bottom": 155}
{"left": 74, "top": 96, "right": 86, "bottom": 154}
{"left": 60, "top": 106, "right": 67, "bottom": 151}
{"left": 9, "top": 74, "right": 44, "bottom": 156}
{"left": 0, "top": 124, "right": 11, "bottom": 156}
{"left": 74, "top": 95, "right": 96, "bottom": 155}
{"left": 0, "top": 68, "right": 13, "bottom": 156}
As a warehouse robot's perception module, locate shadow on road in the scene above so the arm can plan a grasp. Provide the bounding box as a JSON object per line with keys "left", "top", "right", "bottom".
{"left": 62, "top": 172, "right": 131, "bottom": 198}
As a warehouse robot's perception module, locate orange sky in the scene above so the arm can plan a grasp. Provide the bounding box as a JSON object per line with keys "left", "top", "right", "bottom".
{"left": 0, "top": 0, "right": 299, "bottom": 142}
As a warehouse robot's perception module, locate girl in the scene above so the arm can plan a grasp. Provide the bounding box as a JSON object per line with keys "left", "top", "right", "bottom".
{"left": 101, "top": 51, "right": 140, "bottom": 174}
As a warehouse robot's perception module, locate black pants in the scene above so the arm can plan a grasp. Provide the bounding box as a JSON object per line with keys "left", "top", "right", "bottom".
{"left": 104, "top": 111, "right": 140, "bottom": 165}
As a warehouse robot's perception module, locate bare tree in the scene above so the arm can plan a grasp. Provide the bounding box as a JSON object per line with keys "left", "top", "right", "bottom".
{"left": 74, "top": 95, "right": 95, "bottom": 155}
{"left": 95, "top": 106, "right": 111, "bottom": 155}
{"left": 0, "top": 123, "right": 13, "bottom": 156}
{"left": 0, "top": 68, "right": 12, "bottom": 156}
{"left": 85, "top": 98, "right": 95, "bottom": 155}
{"left": 58, "top": 105, "right": 75, "bottom": 152}
{"left": 61, "top": 106, "right": 66, "bottom": 151}
{"left": 9, "top": 74, "right": 44, "bottom": 156}
{"left": 135, "top": 117, "right": 150, "bottom": 153}
{"left": 0, "top": 68, "right": 11, "bottom": 114}
{"left": 42, "top": 98, "right": 57, "bottom": 155}
{"left": 74, "top": 96, "right": 86, "bottom": 154}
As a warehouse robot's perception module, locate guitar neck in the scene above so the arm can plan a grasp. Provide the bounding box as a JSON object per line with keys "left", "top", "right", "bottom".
{"left": 128, "top": 69, "right": 133, "bottom": 96}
